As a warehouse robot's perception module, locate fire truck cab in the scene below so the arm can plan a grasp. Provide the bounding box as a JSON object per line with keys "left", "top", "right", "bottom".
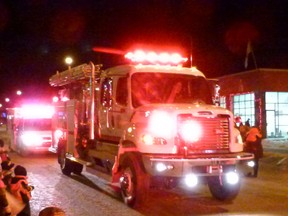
{"left": 6, "top": 105, "right": 54, "bottom": 156}
{"left": 49, "top": 50, "right": 254, "bottom": 207}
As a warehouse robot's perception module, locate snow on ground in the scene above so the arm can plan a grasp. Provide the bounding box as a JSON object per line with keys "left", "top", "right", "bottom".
{"left": 262, "top": 138, "right": 288, "bottom": 151}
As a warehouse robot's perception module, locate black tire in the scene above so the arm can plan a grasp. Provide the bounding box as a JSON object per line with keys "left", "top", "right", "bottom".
{"left": 208, "top": 175, "right": 241, "bottom": 201}
{"left": 58, "top": 147, "right": 73, "bottom": 176}
{"left": 120, "top": 156, "right": 149, "bottom": 208}
{"left": 73, "top": 162, "right": 83, "bottom": 175}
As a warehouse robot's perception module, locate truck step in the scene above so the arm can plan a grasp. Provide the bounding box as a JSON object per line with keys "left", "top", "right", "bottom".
{"left": 66, "top": 155, "right": 93, "bottom": 166}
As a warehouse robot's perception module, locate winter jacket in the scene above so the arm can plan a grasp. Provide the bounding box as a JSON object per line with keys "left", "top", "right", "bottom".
{"left": 246, "top": 127, "right": 262, "bottom": 142}
{"left": 10, "top": 176, "right": 32, "bottom": 216}
{"left": 245, "top": 127, "right": 263, "bottom": 159}
{"left": 0, "top": 179, "right": 11, "bottom": 215}
{"left": 10, "top": 176, "right": 32, "bottom": 203}
{"left": 0, "top": 150, "right": 9, "bottom": 162}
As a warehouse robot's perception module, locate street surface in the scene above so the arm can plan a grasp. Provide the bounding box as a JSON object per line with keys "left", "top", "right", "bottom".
{"left": 7, "top": 151, "right": 288, "bottom": 216}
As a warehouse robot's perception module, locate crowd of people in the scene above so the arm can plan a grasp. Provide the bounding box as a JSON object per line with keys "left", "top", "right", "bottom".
{"left": 0, "top": 139, "right": 65, "bottom": 216}
{"left": 0, "top": 139, "right": 34, "bottom": 216}
{"left": 236, "top": 117, "right": 264, "bottom": 177}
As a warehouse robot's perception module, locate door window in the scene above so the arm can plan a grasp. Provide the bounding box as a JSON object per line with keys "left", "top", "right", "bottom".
{"left": 233, "top": 93, "right": 255, "bottom": 126}
{"left": 116, "top": 77, "right": 128, "bottom": 106}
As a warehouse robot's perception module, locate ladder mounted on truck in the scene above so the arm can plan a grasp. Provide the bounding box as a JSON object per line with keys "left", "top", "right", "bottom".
{"left": 49, "top": 62, "right": 102, "bottom": 87}
{"left": 49, "top": 62, "right": 102, "bottom": 140}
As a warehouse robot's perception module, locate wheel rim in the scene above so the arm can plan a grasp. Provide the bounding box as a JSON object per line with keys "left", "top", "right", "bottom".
{"left": 120, "top": 168, "right": 135, "bottom": 202}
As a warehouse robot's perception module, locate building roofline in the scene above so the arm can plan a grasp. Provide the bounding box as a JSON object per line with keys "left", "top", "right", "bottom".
{"left": 216, "top": 68, "right": 288, "bottom": 79}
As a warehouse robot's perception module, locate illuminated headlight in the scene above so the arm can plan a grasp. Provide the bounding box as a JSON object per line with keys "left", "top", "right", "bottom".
{"left": 141, "top": 134, "right": 167, "bottom": 145}
{"left": 155, "top": 163, "right": 174, "bottom": 172}
{"left": 21, "top": 132, "right": 42, "bottom": 146}
{"left": 247, "top": 160, "right": 255, "bottom": 167}
{"left": 184, "top": 174, "right": 198, "bottom": 187}
{"left": 225, "top": 171, "right": 240, "bottom": 185}
{"left": 156, "top": 163, "right": 167, "bottom": 172}
{"left": 142, "top": 134, "right": 154, "bottom": 145}
{"left": 148, "top": 111, "right": 174, "bottom": 138}
{"left": 179, "top": 120, "right": 202, "bottom": 142}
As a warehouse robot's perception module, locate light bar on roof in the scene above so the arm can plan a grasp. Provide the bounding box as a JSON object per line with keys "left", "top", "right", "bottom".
{"left": 125, "top": 50, "right": 188, "bottom": 65}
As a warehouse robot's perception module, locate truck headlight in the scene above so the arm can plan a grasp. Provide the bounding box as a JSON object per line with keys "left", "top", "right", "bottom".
{"left": 247, "top": 160, "right": 255, "bottom": 167}
{"left": 155, "top": 163, "right": 174, "bottom": 172}
{"left": 148, "top": 111, "right": 174, "bottom": 138}
{"left": 142, "top": 134, "right": 154, "bottom": 145}
{"left": 178, "top": 120, "right": 203, "bottom": 142}
{"left": 141, "top": 134, "right": 167, "bottom": 145}
{"left": 184, "top": 174, "right": 198, "bottom": 187}
{"left": 225, "top": 171, "right": 239, "bottom": 185}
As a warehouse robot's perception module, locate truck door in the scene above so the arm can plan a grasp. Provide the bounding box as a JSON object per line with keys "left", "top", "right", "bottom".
{"left": 98, "top": 76, "right": 131, "bottom": 141}
{"left": 98, "top": 78, "right": 114, "bottom": 140}
{"left": 95, "top": 77, "right": 119, "bottom": 172}
{"left": 110, "top": 76, "right": 131, "bottom": 137}
{"left": 66, "top": 99, "right": 78, "bottom": 154}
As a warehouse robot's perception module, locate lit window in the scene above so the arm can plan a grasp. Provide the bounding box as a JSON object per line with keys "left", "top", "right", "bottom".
{"left": 233, "top": 93, "right": 255, "bottom": 126}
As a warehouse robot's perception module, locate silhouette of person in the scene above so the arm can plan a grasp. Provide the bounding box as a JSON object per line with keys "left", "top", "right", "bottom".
{"left": 245, "top": 126, "right": 263, "bottom": 177}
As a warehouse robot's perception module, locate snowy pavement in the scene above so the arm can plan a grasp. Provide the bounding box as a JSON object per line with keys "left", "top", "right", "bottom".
{"left": 262, "top": 138, "right": 288, "bottom": 153}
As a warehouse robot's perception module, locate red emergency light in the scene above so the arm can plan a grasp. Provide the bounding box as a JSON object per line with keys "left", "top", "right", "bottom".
{"left": 125, "top": 50, "right": 188, "bottom": 65}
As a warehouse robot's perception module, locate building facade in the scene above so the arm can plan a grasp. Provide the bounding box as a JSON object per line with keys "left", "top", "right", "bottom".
{"left": 217, "top": 68, "right": 288, "bottom": 139}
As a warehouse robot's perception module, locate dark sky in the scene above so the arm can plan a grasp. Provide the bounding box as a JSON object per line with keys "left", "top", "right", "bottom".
{"left": 1, "top": 0, "right": 288, "bottom": 101}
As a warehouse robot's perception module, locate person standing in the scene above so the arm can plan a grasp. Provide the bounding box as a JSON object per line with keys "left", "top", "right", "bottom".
{"left": 245, "top": 126, "right": 263, "bottom": 177}
{"left": 245, "top": 118, "right": 251, "bottom": 127}
{"left": 238, "top": 122, "right": 250, "bottom": 142}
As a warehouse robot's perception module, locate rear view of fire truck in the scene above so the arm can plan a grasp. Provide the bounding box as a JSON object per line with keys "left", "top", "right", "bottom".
{"left": 49, "top": 50, "right": 254, "bottom": 207}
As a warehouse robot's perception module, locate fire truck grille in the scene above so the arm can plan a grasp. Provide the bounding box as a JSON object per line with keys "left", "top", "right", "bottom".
{"left": 177, "top": 114, "right": 230, "bottom": 154}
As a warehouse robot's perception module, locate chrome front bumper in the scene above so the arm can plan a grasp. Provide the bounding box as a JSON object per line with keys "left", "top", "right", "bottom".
{"left": 142, "top": 152, "right": 254, "bottom": 177}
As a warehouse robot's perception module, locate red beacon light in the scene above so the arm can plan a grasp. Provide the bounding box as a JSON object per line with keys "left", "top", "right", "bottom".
{"left": 125, "top": 50, "right": 188, "bottom": 65}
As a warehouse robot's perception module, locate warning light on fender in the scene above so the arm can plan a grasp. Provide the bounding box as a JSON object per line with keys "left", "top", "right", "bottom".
{"left": 125, "top": 50, "right": 188, "bottom": 65}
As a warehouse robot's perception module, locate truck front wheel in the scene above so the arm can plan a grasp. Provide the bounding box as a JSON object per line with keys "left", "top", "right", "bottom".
{"left": 120, "top": 157, "right": 149, "bottom": 208}
{"left": 208, "top": 174, "right": 241, "bottom": 201}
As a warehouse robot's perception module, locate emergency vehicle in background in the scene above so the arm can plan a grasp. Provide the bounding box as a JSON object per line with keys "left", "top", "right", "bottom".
{"left": 49, "top": 49, "right": 254, "bottom": 207}
{"left": 6, "top": 104, "right": 54, "bottom": 156}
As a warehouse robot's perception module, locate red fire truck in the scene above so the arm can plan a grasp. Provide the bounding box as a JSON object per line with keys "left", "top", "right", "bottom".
{"left": 49, "top": 50, "right": 254, "bottom": 207}
{"left": 6, "top": 104, "right": 54, "bottom": 156}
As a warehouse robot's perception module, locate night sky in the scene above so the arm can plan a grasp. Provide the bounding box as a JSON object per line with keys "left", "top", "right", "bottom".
{"left": 1, "top": 0, "right": 288, "bottom": 101}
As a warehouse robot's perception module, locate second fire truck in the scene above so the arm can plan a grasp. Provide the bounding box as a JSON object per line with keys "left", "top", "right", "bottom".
{"left": 49, "top": 50, "right": 254, "bottom": 207}
{"left": 6, "top": 104, "right": 54, "bottom": 156}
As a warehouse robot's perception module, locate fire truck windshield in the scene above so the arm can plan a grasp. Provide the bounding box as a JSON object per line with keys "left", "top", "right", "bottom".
{"left": 131, "top": 73, "right": 213, "bottom": 107}
{"left": 22, "top": 119, "right": 52, "bottom": 131}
